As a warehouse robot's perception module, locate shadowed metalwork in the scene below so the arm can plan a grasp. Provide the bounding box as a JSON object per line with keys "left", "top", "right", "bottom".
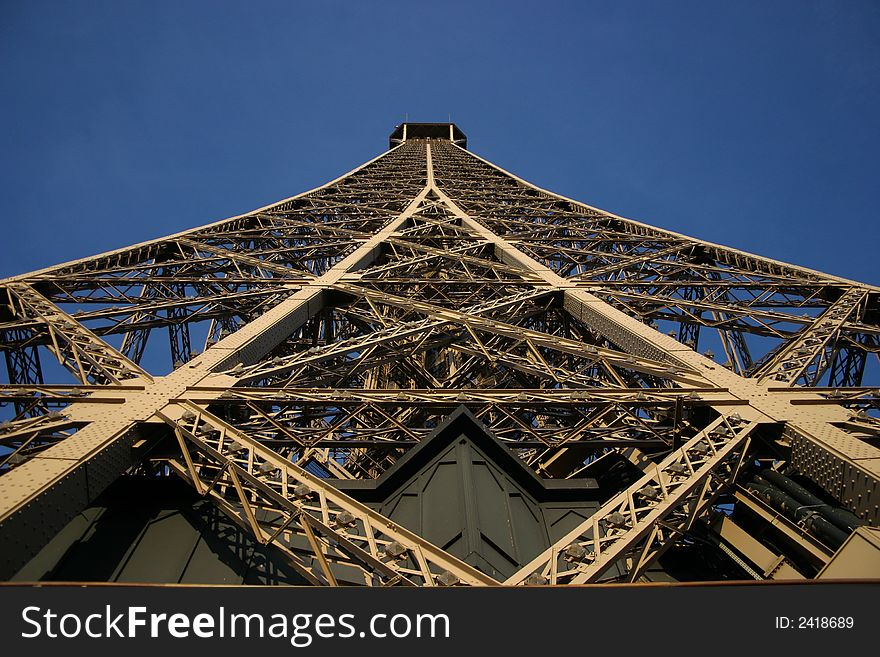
{"left": 1, "top": 124, "right": 878, "bottom": 585}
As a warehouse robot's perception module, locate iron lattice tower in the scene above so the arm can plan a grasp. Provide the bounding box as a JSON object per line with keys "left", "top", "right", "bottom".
{"left": 1, "top": 124, "right": 878, "bottom": 585}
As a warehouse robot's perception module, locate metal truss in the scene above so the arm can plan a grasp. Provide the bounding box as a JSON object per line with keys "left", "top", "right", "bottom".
{"left": 161, "top": 402, "right": 495, "bottom": 586}
{"left": 1, "top": 125, "right": 878, "bottom": 585}
{"left": 175, "top": 386, "right": 743, "bottom": 480}
{"left": 5, "top": 282, "right": 151, "bottom": 384}
{"left": 753, "top": 288, "right": 870, "bottom": 385}
{"left": 507, "top": 414, "right": 758, "bottom": 584}
{"left": 428, "top": 142, "right": 878, "bottom": 384}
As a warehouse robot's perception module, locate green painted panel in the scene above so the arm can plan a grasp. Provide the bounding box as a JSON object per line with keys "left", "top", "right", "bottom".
{"left": 472, "top": 460, "right": 516, "bottom": 560}
{"left": 508, "top": 494, "right": 549, "bottom": 565}
{"left": 178, "top": 536, "right": 248, "bottom": 585}
{"left": 115, "top": 510, "right": 200, "bottom": 583}
{"left": 386, "top": 493, "right": 421, "bottom": 534}
{"left": 542, "top": 504, "right": 599, "bottom": 543}
{"left": 420, "top": 461, "right": 464, "bottom": 551}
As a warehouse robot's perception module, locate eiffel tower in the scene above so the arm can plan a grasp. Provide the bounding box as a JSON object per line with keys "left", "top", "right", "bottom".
{"left": 1, "top": 123, "right": 878, "bottom": 586}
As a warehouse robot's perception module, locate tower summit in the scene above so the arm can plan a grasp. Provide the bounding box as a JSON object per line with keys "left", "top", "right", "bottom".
{"left": 389, "top": 122, "right": 467, "bottom": 148}
{"left": 1, "top": 124, "right": 878, "bottom": 585}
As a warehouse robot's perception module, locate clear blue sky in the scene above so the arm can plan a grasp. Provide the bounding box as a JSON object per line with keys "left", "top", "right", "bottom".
{"left": 1, "top": 0, "right": 878, "bottom": 284}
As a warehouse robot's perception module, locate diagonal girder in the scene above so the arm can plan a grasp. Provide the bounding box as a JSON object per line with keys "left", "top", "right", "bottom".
{"left": 327, "top": 282, "right": 705, "bottom": 386}
{"left": 754, "top": 287, "right": 870, "bottom": 385}
{"left": 161, "top": 402, "right": 497, "bottom": 586}
{"left": 175, "top": 237, "right": 318, "bottom": 279}
{"left": 230, "top": 287, "right": 558, "bottom": 384}
{"left": 2, "top": 129, "right": 879, "bottom": 587}
{"left": 0, "top": 141, "right": 434, "bottom": 578}
{"left": 4, "top": 282, "right": 151, "bottom": 384}
{"left": 507, "top": 415, "right": 759, "bottom": 584}
{"left": 571, "top": 243, "right": 694, "bottom": 281}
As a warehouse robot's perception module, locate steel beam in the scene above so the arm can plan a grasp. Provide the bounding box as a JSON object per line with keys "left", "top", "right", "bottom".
{"left": 755, "top": 287, "right": 870, "bottom": 385}
{"left": 4, "top": 282, "right": 151, "bottom": 384}
{"left": 161, "top": 402, "right": 496, "bottom": 586}
{"left": 506, "top": 416, "right": 758, "bottom": 584}
{"left": 433, "top": 141, "right": 880, "bottom": 524}
{"left": 2, "top": 128, "right": 878, "bottom": 586}
{"left": 0, "top": 144, "right": 432, "bottom": 578}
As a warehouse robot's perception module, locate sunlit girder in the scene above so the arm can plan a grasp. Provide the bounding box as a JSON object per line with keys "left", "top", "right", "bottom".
{"left": 1, "top": 125, "right": 878, "bottom": 587}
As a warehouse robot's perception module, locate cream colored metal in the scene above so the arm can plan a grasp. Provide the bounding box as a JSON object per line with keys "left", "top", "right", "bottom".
{"left": 506, "top": 417, "right": 757, "bottom": 584}
{"left": 817, "top": 527, "right": 880, "bottom": 579}
{"left": 160, "top": 401, "right": 497, "bottom": 586}
{"left": 1, "top": 127, "right": 878, "bottom": 585}
{"left": 0, "top": 144, "right": 431, "bottom": 578}
{"left": 710, "top": 515, "right": 805, "bottom": 580}
{"left": 5, "top": 282, "right": 151, "bottom": 384}
{"left": 432, "top": 143, "right": 880, "bottom": 524}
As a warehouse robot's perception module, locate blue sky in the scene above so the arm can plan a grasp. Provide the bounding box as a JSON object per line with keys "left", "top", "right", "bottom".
{"left": 1, "top": 1, "right": 878, "bottom": 284}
